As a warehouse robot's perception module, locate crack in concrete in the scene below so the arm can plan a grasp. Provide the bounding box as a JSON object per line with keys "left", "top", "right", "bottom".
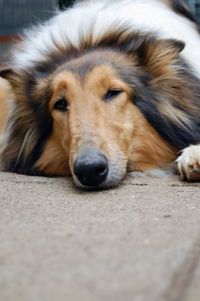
{"left": 126, "top": 183, "right": 148, "bottom": 186}
{"left": 160, "top": 236, "right": 200, "bottom": 301}
{"left": 170, "top": 184, "right": 200, "bottom": 188}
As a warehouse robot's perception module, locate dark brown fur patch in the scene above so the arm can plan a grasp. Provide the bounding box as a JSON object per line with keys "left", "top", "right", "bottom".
{"left": 0, "top": 70, "right": 52, "bottom": 174}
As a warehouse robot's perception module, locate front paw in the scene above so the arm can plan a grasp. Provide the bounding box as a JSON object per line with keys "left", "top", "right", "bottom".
{"left": 176, "top": 145, "right": 200, "bottom": 181}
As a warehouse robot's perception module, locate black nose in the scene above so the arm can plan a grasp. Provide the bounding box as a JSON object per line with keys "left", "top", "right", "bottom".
{"left": 74, "top": 150, "right": 109, "bottom": 187}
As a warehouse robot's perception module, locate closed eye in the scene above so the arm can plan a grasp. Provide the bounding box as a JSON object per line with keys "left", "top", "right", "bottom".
{"left": 104, "top": 89, "right": 123, "bottom": 101}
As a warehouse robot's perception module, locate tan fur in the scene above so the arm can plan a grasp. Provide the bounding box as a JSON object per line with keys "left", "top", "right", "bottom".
{"left": 0, "top": 78, "right": 11, "bottom": 134}
{"left": 1, "top": 39, "right": 197, "bottom": 185}
{"left": 35, "top": 64, "right": 176, "bottom": 177}
{"left": 35, "top": 134, "right": 69, "bottom": 176}
{"left": 128, "top": 110, "right": 176, "bottom": 171}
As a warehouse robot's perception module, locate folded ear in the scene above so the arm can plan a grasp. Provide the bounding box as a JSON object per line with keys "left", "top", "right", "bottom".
{"left": 136, "top": 38, "right": 185, "bottom": 76}
{"left": 0, "top": 67, "right": 38, "bottom": 101}
{"left": 0, "top": 68, "right": 12, "bottom": 78}
{"left": 0, "top": 68, "right": 23, "bottom": 90}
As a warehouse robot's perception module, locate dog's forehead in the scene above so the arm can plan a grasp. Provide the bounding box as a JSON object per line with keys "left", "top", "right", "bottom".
{"left": 55, "top": 49, "right": 132, "bottom": 81}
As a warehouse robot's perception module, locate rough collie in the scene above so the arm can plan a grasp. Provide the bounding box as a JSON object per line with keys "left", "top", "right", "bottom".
{"left": 0, "top": 0, "right": 200, "bottom": 189}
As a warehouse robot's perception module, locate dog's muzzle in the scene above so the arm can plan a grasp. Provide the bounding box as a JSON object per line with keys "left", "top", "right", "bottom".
{"left": 74, "top": 149, "right": 109, "bottom": 188}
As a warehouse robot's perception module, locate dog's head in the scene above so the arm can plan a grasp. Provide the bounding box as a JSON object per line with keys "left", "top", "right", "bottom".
{"left": 1, "top": 32, "right": 195, "bottom": 189}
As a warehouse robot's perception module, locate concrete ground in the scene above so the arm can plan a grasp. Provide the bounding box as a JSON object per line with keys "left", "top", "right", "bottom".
{"left": 0, "top": 172, "right": 200, "bottom": 301}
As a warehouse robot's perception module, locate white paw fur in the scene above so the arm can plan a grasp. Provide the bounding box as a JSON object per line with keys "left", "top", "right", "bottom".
{"left": 176, "top": 145, "right": 200, "bottom": 181}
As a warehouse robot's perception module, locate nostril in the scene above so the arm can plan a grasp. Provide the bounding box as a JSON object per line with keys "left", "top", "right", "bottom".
{"left": 74, "top": 151, "right": 109, "bottom": 187}
{"left": 79, "top": 174, "right": 88, "bottom": 183}
{"left": 95, "top": 164, "right": 108, "bottom": 176}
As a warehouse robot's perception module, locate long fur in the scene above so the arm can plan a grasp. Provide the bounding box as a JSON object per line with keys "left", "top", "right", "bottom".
{"left": 9, "top": 0, "right": 200, "bottom": 78}
{"left": 1, "top": 0, "right": 200, "bottom": 185}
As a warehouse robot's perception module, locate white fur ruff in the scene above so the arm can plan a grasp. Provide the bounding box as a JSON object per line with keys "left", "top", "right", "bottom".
{"left": 11, "top": 0, "right": 200, "bottom": 78}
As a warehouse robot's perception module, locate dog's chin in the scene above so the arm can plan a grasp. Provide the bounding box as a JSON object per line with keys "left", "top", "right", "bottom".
{"left": 72, "top": 160, "right": 127, "bottom": 190}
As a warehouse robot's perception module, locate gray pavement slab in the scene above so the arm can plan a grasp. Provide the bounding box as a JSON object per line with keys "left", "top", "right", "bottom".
{"left": 0, "top": 172, "right": 200, "bottom": 301}
{"left": 183, "top": 254, "right": 200, "bottom": 301}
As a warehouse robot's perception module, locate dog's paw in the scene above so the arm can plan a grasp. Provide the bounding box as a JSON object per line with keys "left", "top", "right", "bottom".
{"left": 176, "top": 145, "right": 200, "bottom": 181}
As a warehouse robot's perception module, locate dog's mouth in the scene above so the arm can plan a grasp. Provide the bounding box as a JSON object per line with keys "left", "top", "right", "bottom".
{"left": 71, "top": 148, "right": 126, "bottom": 190}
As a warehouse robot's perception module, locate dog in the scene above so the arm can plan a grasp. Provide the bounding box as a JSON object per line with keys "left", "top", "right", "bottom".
{"left": 0, "top": 0, "right": 200, "bottom": 189}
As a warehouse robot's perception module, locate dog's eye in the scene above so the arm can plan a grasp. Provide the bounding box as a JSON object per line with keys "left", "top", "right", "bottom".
{"left": 104, "top": 90, "right": 122, "bottom": 101}
{"left": 54, "top": 97, "right": 68, "bottom": 112}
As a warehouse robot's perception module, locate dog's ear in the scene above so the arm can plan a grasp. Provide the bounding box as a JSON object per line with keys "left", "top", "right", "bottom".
{"left": 0, "top": 68, "right": 38, "bottom": 101}
{"left": 0, "top": 67, "right": 52, "bottom": 174}
{"left": 136, "top": 38, "right": 185, "bottom": 76}
{"left": 0, "top": 68, "right": 18, "bottom": 80}
{"left": 0, "top": 68, "right": 14, "bottom": 79}
{"left": 0, "top": 68, "right": 24, "bottom": 90}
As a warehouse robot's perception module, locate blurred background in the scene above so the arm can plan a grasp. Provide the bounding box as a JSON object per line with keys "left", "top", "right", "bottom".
{"left": 0, "top": 0, "right": 199, "bottom": 61}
